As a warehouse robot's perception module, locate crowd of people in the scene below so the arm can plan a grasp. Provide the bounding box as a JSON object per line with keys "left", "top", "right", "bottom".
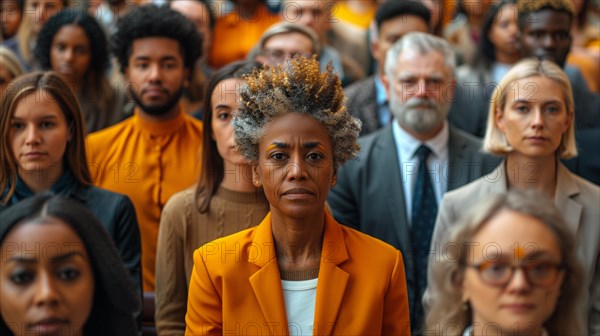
{"left": 0, "top": 0, "right": 599, "bottom": 335}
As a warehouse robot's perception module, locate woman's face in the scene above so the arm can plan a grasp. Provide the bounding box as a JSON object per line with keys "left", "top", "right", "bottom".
{"left": 26, "top": 0, "right": 64, "bottom": 34}
{"left": 50, "top": 25, "right": 92, "bottom": 86}
{"left": 496, "top": 76, "right": 571, "bottom": 159}
{"left": 211, "top": 78, "right": 248, "bottom": 166}
{"left": 254, "top": 113, "right": 335, "bottom": 219}
{"left": 10, "top": 90, "right": 71, "bottom": 178}
{"left": 0, "top": 217, "right": 95, "bottom": 336}
{"left": 489, "top": 4, "right": 519, "bottom": 58}
{"left": 462, "top": 209, "right": 564, "bottom": 335}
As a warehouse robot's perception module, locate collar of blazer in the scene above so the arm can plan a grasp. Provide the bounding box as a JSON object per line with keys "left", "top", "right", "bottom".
{"left": 248, "top": 211, "right": 351, "bottom": 334}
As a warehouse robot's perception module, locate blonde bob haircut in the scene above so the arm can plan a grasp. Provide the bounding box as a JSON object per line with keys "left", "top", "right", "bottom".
{"left": 483, "top": 58, "right": 577, "bottom": 159}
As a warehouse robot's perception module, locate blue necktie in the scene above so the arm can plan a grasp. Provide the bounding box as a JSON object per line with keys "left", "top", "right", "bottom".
{"left": 410, "top": 145, "right": 438, "bottom": 333}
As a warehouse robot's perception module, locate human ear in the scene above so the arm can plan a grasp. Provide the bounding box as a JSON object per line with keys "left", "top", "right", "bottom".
{"left": 252, "top": 164, "right": 262, "bottom": 187}
{"left": 495, "top": 107, "right": 506, "bottom": 133}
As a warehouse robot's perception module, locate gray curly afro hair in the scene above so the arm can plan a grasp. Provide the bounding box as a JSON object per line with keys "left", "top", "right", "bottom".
{"left": 233, "top": 56, "right": 361, "bottom": 169}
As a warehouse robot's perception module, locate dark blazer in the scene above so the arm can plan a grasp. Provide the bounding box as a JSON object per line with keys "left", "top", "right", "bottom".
{"left": 344, "top": 75, "right": 380, "bottom": 136}
{"left": 0, "top": 183, "right": 142, "bottom": 301}
{"left": 327, "top": 124, "right": 500, "bottom": 321}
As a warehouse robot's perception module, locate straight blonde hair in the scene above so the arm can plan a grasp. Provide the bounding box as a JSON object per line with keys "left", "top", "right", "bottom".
{"left": 483, "top": 58, "right": 577, "bottom": 159}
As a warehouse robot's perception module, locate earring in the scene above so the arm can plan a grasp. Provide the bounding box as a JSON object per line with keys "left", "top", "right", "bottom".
{"left": 331, "top": 178, "right": 337, "bottom": 187}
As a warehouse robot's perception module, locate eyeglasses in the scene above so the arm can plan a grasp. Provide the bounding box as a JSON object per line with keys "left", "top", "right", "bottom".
{"left": 261, "top": 49, "right": 313, "bottom": 65}
{"left": 467, "top": 261, "right": 564, "bottom": 287}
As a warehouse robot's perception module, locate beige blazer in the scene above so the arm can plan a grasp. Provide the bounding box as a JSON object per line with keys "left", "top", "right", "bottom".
{"left": 429, "top": 161, "right": 600, "bottom": 334}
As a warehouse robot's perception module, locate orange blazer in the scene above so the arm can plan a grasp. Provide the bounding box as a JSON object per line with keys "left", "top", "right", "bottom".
{"left": 185, "top": 212, "right": 411, "bottom": 335}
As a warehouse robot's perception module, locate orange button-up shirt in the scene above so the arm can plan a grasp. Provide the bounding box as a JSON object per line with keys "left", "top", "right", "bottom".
{"left": 86, "top": 108, "right": 203, "bottom": 291}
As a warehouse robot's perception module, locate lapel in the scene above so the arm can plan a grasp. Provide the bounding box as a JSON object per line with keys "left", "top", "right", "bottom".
{"left": 553, "top": 163, "right": 582, "bottom": 235}
{"left": 447, "top": 126, "right": 471, "bottom": 190}
{"left": 375, "top": 126, "right": 411, "bottom": 250}
{"left": 485, "top": 161, "right": 509, "bottom": 194}
{"left": 360, "top": 79, "right": 380, "bottom": 134}
{"left": 313, "top": 212, "right": 350, "bottom": 335}
{"left": 248, "top": 213, "right": 290, "bottom": 332}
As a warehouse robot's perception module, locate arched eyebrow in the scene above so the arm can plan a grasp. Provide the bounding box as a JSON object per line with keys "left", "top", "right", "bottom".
{"left": 6, "top": 251, "right": 87, "bottom": 264}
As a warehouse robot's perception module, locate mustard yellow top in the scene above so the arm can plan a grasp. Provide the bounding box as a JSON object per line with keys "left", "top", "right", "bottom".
{"left": 86, "top": 108, "right": 203, "bottom": 291}
{"left": 208, "top": 4, "right": 279, "bottom": 69}
{"left": 333, "top": 2, "right": 376, "bottom": 29}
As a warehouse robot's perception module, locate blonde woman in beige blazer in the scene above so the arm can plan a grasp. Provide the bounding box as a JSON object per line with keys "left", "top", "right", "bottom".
{"left": 427, "top": 59, "right": 600, "bottom": 334}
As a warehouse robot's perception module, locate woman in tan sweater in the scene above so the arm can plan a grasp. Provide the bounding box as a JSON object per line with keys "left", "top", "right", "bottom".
{"left": 155, "top": 60, "right": 268, "bottom": 335}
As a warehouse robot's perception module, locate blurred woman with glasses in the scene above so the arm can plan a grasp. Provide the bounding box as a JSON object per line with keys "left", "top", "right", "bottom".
{"left": 425, "top": 189, "right": 584, "bottom": 335}
{"left": 428, "top": 59, "right": 600, "bottom": 333}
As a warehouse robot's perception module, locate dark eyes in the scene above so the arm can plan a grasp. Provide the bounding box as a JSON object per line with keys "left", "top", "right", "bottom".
{"left": 10, "top": 270, "right": 34, "bottom": 284}
{"left": 269, "top": 152, "right": 324, "bottom": 161}
{"left": 216, "top": 112, "right": 231, "bottom": 121}
{"left": 9, "top": 267, "right": 81, "bottom": 285}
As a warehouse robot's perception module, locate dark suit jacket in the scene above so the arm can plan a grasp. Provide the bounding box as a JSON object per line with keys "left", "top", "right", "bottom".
{"left": 327, "top": 124, "right": 500, "bottom": 322}
{"left": 344, "top": 76, "right": 381, "bottom": 136}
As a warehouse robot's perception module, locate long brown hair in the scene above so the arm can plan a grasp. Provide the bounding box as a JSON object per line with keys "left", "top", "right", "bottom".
{"left": 0, "top": 71, "right": 91, "bottom": 205}
{"left": 195, "top": 60, "right": 262, "bottom": 213}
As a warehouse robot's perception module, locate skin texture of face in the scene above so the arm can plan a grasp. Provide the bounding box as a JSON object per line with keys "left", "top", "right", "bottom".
{"left": 373, "top": 15, "right": 429, "bottom": 75}
{"left": 386, "top": 49, "right": 454, "bottom": 140}
{"left": 489, "top": 4, "right": 519, "bottom": 61}
{"left": 211, "top": 78, "right": 247, "bottom": 166}
{"left": 1, "top": 0, "right": 23, "bottom": 40}
{"left": 520, "top": 9, "right": 572, "bottom": 68}
{"left": 282, "top": 0, "right": 333, "bottom": 39}
{"left": 10, "top": 91, "right": 71, "bottom": 179}
{"left": 258, "top": 32, "right": 314, "bottom": 66}
{"left": 496, "top": 76, "right": 571, "bottom": 159}
{"left": 0, "top": 218, "right": 95, "bottom": 336}
{"left": 462, "top": 209, "right": 564, "bottom": 336}
{"left": 50, "top": 25, "right": 92, "bottom": 86}
{"left": 26, "top": 0, "right": 64, "bottom": 34}
{"left": 0, "top": 65, "right": 17, "bottom": 97}
{"left": 170, "top": 0, "right": 212, "bottom": 60}
{"left": 253, "top": 113, "right": 335, "bottom": 220}
{"left": 125, "top": 37, "right": 189, "bottom": 120}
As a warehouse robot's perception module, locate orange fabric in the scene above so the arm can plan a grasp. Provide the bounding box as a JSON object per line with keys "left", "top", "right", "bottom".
{"left": 86, "top": 108, "right": 203, "bottom": 291}
{"left": 568, "top": 53, "right": 600, "bottom": 93}
{"left": 185, "top": 212, "right": 411, "bottom": 335}
{"left": 333, "top": 2, "right": 376, "bottom": 29}
{"left": 208, "top": 5, "right": 279, "bottom": 69}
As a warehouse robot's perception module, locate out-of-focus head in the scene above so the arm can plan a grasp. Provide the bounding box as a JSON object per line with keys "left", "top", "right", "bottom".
{"left": 34, "top": 10, "right": 108, "bottom": 85}
{"left": 111, "top": 4, "right": 201, "bottom": 74}
{"left": 196, "top": 60, "right": 262, "bottom": 213}
{"left": 0, "top": 46, "right": 25, "bottom": 97}
{"left": 0, "top": 194, "right": 140, "bottom": 336}
{"left": 25, "top": 0, "right": 68, "bottom": 34}
{"left": 256, "top": 22, "right": 319, "bottom": 66}
{"left": 425, "top": 189, "right": 583, "bottom": 335}
{"left": 280, "top": 0, "right": 333, "bottom": 39}
{"left": 518, "top": 0, "right": 574, "bottom": 68}
{"left": 372, "top": 1, "right": 430, "bottom": 74}
{"left": 384, "top": 32, "right": 455, "bottom": 139}
{"left": 111, "top": 5, "right": 201, "bottom": 118}
{"left": 477, "top": 0, "right": 519, "bottom": 64}
{"left": 483, "top": 58, "right": 576, "bottom": 159}
{"left": 170, "top": 0, "right": 215, "bottom": 61}
{"left": 1, "top": 0, "right": 24, "bottom": 40}
{"left": 0, "top": 72, "right": 90, "bottom": 205}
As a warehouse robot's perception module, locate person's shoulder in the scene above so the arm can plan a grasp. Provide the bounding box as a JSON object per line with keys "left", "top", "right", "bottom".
{"left": 162, "top": 187, "right": 196, "bottom": 216}
{"left": 340, "top": 224, "right": 398, "bottom": 258}
{"left": 87, "top": 116, "right": 135, "bottom": 142}
{"left": 344, "top": 76, "right": 375, "bottom": 96}
{"left": 449, "top": 125, "right": 482, "bottom": 147}
{"left": 443, "top": 174, "right": 490, "bottom": 204}
{"left": 81, "top": 185, "right": 133, "bottom": 208}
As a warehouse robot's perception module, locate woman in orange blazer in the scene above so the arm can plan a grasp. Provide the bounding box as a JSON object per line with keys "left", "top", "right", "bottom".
{"left": 185, "top": 57, "right": 411, "bottom": 335}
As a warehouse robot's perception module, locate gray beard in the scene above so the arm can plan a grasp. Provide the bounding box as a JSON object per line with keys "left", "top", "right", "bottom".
{"left": 390, "top": 97, "right": 449, "bottom": 134}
